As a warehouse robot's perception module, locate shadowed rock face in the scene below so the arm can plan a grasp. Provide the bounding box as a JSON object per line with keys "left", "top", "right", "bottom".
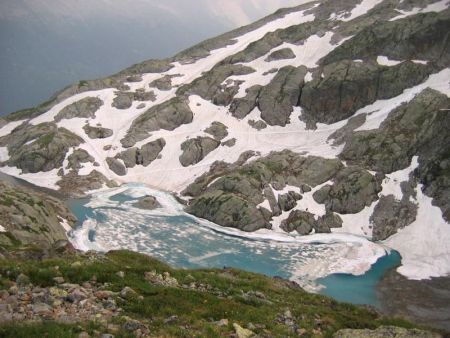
{"left": 258, "top": 65, "right": 307, "bottom": 126}
{"left": 300, "top": 60, "right": 430, "bottom": 125}
{"left": 121, "top": 97, "right": 193, "bottom": 148}
{"left": 179, "top": 137, "right": 220, "bottom": 167}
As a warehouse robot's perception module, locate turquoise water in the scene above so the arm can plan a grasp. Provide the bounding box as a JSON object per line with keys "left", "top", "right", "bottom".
{"left": 317, "top": 251, "right": 401, "bottom": 306}
{"left": 67, "top": 185, "right": 401, "bottom": 308}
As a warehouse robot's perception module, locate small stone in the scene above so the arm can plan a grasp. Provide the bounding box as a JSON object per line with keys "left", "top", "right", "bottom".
{"left": 116, "top": 271, "right": 125, "bottom": 278}
{"left": 78, "top": 332, "right": 90, "bottom": 338}
{"left": 233, "top": 323, "right": 255, "bottom": 338}
{"left": 214, "top": 318, "right": 229, "bottom": 327}
{"left": 95, "top": 290, "right": 114, "bottom": 300}
{"left": 164, "top": 315, "right": 178, "bottom": 324}
{"left": 32, "top": 302, "right": 52, "bottom": 315}
{"left": 82, "top": 282, "right": 92, "bottom": 289}
{"left": 120, "top": 287, "right": 136, "bottom": 298}
{"left": 49, "top": 287, "right": 68, "bottom": 298}
{"left": 16, "top": 273, "right": 30, "bottom": 287}
{"left": 53, "top": 276, "right": 65, "bottom": 284}
{"left": 122, "top": 318, "right": 144, "bottom": 331}
{"left": 8, "top": 286, "right": 18, "bottom": 295}
{"left": 71, "top": 261, "right": 82, "bottom": 268}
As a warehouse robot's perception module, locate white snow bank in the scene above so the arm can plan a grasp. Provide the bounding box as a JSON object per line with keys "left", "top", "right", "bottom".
{"left": 0, "top": 147, "right": 9, "bottom": 162}
{"left": 0, "top": 120, "right": 26, "bottom": 138}
{"left": 341, "top": 0, "right": 384, "bottom": 21}
{"left": 377, "top": 55, "right": 403, "bottom": 66}
{"left": 0, "top": 166, "right": 60, "bottom": 190}
{"left": 384, "top": 186, "right": 450, "bottom": 279}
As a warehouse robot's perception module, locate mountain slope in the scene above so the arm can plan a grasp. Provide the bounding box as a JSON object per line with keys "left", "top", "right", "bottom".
{"left": 0, "top": 0, "right": 449, "bottom": 283}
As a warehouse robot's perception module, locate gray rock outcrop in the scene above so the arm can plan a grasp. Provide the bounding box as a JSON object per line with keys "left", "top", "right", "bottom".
{"left": 106, "top": 158, "right": 127, "bottom": 176}
{"left": 258, "top": 65, "right": 306, "bottom": 126}
{"left": 121, "top": 97, "right": 193, "bottom": 148}
{"left": 117, "top": 138, "right": 166, "bottom": 168}
{"left": 54, "top": 97, "right": 103, "bottom": 122}
{"left": 0, "top": 181, "right": 76, "bottom": 250}
{"left": 0, "top": 123, "right": 84, "bottom": 173}
{"left": 371, "top": 195, "right": 418, "bottom": 241}
{"left": 313, "top": 167, "right": 382, "bottom": 214}
{"left": 179, "top": 137, "right": 220, "bottom": 167}
{"left": 133, "top": 196, "right": 162, "bottom": 210}
{"left": 204, "top": 122, "right": 228, "bottom": 141}
{"left": 83, "top": 125, "right": 113, "bottom": 139}
{"left": 265, "top": 48, "right": 296, "bottom": 62}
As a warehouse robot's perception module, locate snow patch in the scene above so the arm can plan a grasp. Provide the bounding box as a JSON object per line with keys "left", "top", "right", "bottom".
{"left": 0, "top": 120, "right": 27, "bottom": 138}
{"left": 384, "top": 186, "right": 450, "bottom": 279}
{"left": 0, "top": 166, "right": 60, "bottom": 190}
{"left": 377, "top": 55, "right": 402, "bottom": 66}
{"left": 0, "top": 225, "right": 6, "bottom": 233}
{"left": 0, "top": 147, "right": 9, "bottom": 162}
{"left": 338, "top": 0, "right": 384, "bottom": 22}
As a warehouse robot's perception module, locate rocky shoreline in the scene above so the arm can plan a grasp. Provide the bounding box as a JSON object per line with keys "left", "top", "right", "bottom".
{"left": 377, "top": 268, "right": 450, "bottom": 333}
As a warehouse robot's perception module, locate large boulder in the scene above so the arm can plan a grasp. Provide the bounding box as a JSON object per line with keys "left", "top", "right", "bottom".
{"left": 230, "top": 85, "right": 262, "bottom": 119}
{"left": 83, "top": 125, "right": 113, "bottom": 139}
{"left": 117, "top": 138, "right": 166, "bottom": 168}
{"left": 280, "top": 210, "right": 342, "bottom": 235}
{"left": 54, "top": 97, "right": 103, "bottom": 122}
{"left": 313, "top": 167, "right": 382, "bottom": 214}
{"left": 265, "top": 47, "right": 296, "bottom": 62}
{"left": 66, "top": 149, "right": 95, "bottom": 171}
{"left": 179, "top": 137, "right": 220, "bottom": 167}
{"left": 204, "top": 121, "right": 228, "bottom": 141}
{"left": 133, "top": 196, "right": 162, "bottom": 210}
{"left": 121, "top": 97, "right": 193, "bottom": 148}
{"left": 371, "top": 195, "right": 418, "bottom": 241}
{"left": 186, "top": 190, "right": 271, "bottom": 232}
{"left": 106, "top": 157, "right": 127, "bottom": 176}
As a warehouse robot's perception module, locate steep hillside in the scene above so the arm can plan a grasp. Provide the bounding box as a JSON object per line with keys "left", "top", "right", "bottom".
{"left": 0, "top": 0, "right": 449, "bottom": 289}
